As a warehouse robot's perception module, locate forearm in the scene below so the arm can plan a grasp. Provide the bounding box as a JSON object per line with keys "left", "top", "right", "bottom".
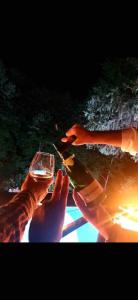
{"left": 88, "top": 130, "right": 122, "bottom": 147}
{"left": 86, "top": 127, "right": 138, "bottom": 155}
{"left": 0, "top": 191, "right": 37, "bottom": 242}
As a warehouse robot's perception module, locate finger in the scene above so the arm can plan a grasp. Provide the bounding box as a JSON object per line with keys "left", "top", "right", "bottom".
{"left": 46, "top": 177, "right": 54, "bottom": 186}
{"left": 35, "top": 177, "right": 54, "bottom": 204}
{"left": 61, "top": 137, "right": 69, "bottom": 142}
{"left": 66, "top": 126, "right": 77, "bottom": 137}
{"left": 53, "top": 175, "right": 69, "bottom": 232}
{"left": 24, "top": 174, "right": 32, "bottom": 183}
{"left": 25, "top": 174, "right": 30, "bottom": 181}
{"left": 72, "top": 138, "right": 82, "bottom": 145}
{"left": 61, "top": 136, "right": 77, "bottom": 144}
{"left": 72, "top": 123, "right": 80, "bottom": 129}
{"left": 73, "top": 189, "right": 93, "bottom": 220}
{"left": 73, "top": 189, "right": 87, "bottom": 211}
{"left": 51, "top": 169, "right": 63, "bottom": 202}
{"left": 59, "top": 175, "right": 69, "bottom": 210}
{"left": 73, "top": 190, "right": 109, "bottom": 239}
{"left": 21, "top": 173, "right": 32, "bottom": 190}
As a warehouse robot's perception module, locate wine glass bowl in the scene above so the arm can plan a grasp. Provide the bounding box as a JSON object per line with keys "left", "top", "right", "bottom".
{"left": 29, "top": 152, "right": 55, "bottom": 181}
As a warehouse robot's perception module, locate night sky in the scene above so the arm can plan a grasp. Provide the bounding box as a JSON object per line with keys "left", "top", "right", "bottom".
{"left": 2, "top": 51, "right": 106, "bottom": 99}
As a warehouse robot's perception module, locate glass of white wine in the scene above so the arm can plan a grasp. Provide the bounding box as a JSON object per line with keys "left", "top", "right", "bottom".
{"left": 29, "top": 152, "right": 55, "bottom": 181}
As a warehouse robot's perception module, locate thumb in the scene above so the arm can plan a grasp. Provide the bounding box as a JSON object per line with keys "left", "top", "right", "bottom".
{"left": 73, "top": 189, "right": 87, "bottom": 211}
{"left": 73, "top": 189, "right": 95, "bottom": 221}
{"left": 21, "top": 174, "right": 31, "bottom": 190}
{"left": 72, "top": 138, "right": 82, "bottom": 146}
{"left": 61, "top": 137, "right": 68, "bottom": 143}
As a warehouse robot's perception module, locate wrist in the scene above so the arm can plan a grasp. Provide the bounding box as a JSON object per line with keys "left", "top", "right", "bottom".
{"left": 21, "top": 189, "right": 37, "bottom": 203}
{"left": 88, "top": 131, "right": 101, "bottom": 144}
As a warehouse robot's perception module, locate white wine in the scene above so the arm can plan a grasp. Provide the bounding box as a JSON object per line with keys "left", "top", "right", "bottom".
{"left": 30, "top": 169, "right": 53, "bottom": 179}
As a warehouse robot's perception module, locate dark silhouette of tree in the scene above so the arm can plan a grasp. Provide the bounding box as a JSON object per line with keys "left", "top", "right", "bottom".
{"left": 0, "top": 61, "right": 86, "bottom": 189}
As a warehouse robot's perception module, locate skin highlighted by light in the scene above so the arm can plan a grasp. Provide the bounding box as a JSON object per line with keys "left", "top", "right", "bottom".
{"left": 113, "top": 205, "right": 138, "bottom": 232}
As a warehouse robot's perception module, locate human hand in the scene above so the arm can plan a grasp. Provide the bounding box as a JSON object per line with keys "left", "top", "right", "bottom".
{"left": 21, "top": 173, "right": 53, "bottom": 203}
{"left": 73, "top": 189, "right": 110, "bottom": 240}
{"left": 29, "top": 170, "right": 69, "bottom": 242}
{"left": 61, "top": 124, "right": 92, "bottom": 145}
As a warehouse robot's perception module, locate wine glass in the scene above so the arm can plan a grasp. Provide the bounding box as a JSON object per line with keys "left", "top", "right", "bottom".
{"left": 29, "top": 152, "right": 55, "bottom": 181}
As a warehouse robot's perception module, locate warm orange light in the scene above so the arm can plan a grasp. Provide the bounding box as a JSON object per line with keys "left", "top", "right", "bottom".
{"left": 113, "top": 204, "right": 138, "bottom": 232}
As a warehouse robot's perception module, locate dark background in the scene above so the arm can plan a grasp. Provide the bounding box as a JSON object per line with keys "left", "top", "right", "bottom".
{"left": 1, "top": 51, "right": 137, "bottom": 191}
{"left": 1, "top": 52, "right": 107, "bottom": 98}
{"left": 0, "top": 49, "right": 111, "bottom": 189}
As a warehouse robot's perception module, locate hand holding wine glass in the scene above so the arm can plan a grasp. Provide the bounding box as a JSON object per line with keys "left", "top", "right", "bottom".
{"left": 21, "top": 152, "right": 55, "bottom": 203}
{"left": 21, "top": 173, "right": 53, "bottom": 204}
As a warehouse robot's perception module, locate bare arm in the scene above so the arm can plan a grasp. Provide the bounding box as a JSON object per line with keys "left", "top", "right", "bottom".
{"left": 62, "top": 124, "right": 122, "bottom": 148}
{"left": 0, "top": 191, "right": 37, "bottom": 242}
{"left": 0, "top": 174, "right": 53, "bottom": 243}
{"left": 88, "top": 130, "right": 122, "bottom": 147}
